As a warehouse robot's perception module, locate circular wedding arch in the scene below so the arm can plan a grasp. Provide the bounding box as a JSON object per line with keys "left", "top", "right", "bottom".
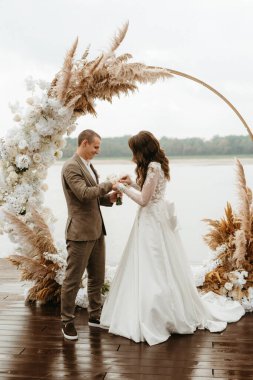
{"left": 165, "top": 68, "right": 253, "bottom": 141}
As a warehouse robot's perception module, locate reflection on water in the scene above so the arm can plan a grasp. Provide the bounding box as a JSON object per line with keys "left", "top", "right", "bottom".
{"left": 1, "top": 158, "right": 252, "bottom": 265}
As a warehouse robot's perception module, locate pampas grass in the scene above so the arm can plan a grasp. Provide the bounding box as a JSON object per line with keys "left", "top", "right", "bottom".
{"left": 234, "top": 229, "right": 247, "bottom": 268}
{"left": 235, "top": 158, "right": 252, "bottom": 240}
{"left": 55, "top": 37, "right": 78, "bottom": 103}
{"left": 200, "top": 159, "right": 253, "bottom": 301}
{"left": 49, "top": 22, "right": 173, "bottom": 117}
{"left": 5, "top": 209, "right": 60, "bottom": 303}
{"left": 5, "top": 211, "right": 57, "bottom": 258}
{"left": 203, "top": 202, "right": 239, "bottom": 251}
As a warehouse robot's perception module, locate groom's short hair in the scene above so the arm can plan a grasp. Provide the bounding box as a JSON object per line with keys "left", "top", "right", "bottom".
{"left": 78, "top": 129, "right": 101, "bottom": 146}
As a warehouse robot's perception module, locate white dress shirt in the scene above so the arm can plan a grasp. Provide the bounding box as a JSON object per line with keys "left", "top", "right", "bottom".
{"left": 80, "top": 157, "right": 97, "bottom": 183}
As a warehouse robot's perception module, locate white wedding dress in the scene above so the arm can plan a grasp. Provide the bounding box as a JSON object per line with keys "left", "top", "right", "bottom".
{"left": 100, "top": 162, "right": 245, "bottom": 345}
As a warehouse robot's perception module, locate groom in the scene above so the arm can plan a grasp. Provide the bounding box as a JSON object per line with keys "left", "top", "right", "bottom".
{"left": 61, "top": 129, "right": 118, "bottom": 340}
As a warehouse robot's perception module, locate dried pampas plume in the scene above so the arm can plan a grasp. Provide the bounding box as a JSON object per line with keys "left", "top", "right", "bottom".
{"left": 5, "top": 209, "right": 60, "bottom": 303}
{"left": 233, "top": 229, "right": 247, "bottom": 268}
{"left": 48, "top": 22, "right": 173, "bottom": 117}
{"left": 54, "top": 37, "right": 78, "bottom": 103}
{"left": 5, "top": 210, "right": 57, "bottom": 257}
{"left": 201, "top": 159, "right": 253, "bottom": 301}
{"left": 235, "top": 158, "right": 251, "bottom": 240}
{"left": 202, "top": 202, "right": 238, "bottom": 251}
{"left": 110, "top": 21, "right": 129, "bottom": 54}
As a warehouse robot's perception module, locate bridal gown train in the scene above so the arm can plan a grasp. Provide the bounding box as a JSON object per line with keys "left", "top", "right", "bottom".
{"left": 100, "top": 162, "right": 245, "bottom": 346}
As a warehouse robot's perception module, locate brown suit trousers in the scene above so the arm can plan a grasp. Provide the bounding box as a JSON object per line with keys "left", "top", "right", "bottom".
{"left": 61, "top": 154, "right": 113, "bottom": 322}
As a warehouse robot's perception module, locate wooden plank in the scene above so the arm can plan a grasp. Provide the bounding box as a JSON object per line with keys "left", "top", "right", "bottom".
{"left": 0, "top": 258, "right": 251, "bottom": 380}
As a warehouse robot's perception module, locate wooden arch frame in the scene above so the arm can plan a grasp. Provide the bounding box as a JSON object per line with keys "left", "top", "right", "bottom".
{"left": 166, "top": 69, "right": 253, "bottom": 141}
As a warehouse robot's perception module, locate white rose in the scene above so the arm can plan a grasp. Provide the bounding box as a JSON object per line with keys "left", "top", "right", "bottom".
{"left": 6, "top": 171, "right": 19, "bottom": 185}
{"left": 6, "top": 166, "right": 15, "bottom": 173}
{"left": 37, "top": 170, "right": 47, "bottom": 179}
{"left": 54, "top": 150, "right": 63, "bottom": 159}
{"left": 36, "top": 164, "right": 47, "bottom": 173}
{"left": 224, "top": 282, "right": 233, "bottom": 291}
{"left": 66, "top": 124, "right": 76, "bottom": 135}
{"left": 13, "top": 114, "right": 21, "bottom": 122}
{"left": 18, "top": 140, "right": 28, "bottom": 150}
{"left": 58, "top": 107, "right": 69, "bottom": 117}
{"left": 54, "top": 139, "right": 66, "bottom": 149}
{"left": 41, "top": 183, "right": 48, "bottom": 192}
{"left": 33, "top": 153, "right": 42, "bottom": 164}
{"left": 15, "top": 154, "right": 31, "bottom": 169}
{"left": 26, "top": 97, "right": 34, "bottom": 105}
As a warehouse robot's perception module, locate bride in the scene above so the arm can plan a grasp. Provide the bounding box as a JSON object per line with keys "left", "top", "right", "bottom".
{"left": 100, "top": 131, "right": 245, "bottom": 346}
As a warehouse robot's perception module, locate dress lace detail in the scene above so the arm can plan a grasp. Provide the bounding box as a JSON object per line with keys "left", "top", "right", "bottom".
{"left": 119, "top": 162, "right": 167, "bottom": 207}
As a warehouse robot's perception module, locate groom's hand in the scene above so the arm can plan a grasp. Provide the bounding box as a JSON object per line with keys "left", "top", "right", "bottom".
{"left": 109, "top": 191, "right": 122, "bottom": 203}
{"left": 112, "top": 182, "right": 120, "bottom": 191}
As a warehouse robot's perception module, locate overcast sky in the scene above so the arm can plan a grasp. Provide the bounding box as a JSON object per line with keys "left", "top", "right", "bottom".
{"left": 0, "top": 0, "right": 253, "bottom": 140}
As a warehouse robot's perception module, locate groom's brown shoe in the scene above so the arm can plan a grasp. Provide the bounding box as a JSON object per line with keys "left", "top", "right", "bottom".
{"left": 88, "top": 318, "right": 108, "bottom": 329}
{"left": 62, "top": 321, "right": 78, "bottom": 340}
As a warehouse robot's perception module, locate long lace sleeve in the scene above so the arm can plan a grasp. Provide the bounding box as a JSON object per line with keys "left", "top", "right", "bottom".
{"left": 117, "top": 163, "right": 160, "bottom": 207}
{"left": 130, "top": 181, "right": 140, "bottom": 190}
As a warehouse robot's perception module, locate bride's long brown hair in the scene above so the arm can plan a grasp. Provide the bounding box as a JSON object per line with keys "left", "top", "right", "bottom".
{"left": 128, "top": 131, "right": 170, "bottom": 188}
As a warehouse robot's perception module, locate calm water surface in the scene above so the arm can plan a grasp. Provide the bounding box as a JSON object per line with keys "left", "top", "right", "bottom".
{"left": 1, "top": 157, "right": 252, "bottom": 265}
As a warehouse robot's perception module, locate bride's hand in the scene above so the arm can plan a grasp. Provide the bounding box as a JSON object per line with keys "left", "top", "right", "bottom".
{"left": 112, "top": 182, "right": 121, "bottom": 191}
{"left": 119, "top": 175, "right": 131, "bottom": 185}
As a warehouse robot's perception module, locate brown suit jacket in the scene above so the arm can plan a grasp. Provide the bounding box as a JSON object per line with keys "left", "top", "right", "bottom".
{"left": 62, "top": 153, "right": 113, "bottom": 241}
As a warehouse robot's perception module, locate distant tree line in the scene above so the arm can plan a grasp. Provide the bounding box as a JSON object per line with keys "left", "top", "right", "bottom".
{"left": 62, "top": 135, "right": 253, "bottom": 159}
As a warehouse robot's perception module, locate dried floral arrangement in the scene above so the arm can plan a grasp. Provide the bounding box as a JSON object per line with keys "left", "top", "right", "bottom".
{"left": 198, "top": 159, "right": 253, "bottom": 311}
{"left": 0, "top": 23, "right": 172, "bottom": 304}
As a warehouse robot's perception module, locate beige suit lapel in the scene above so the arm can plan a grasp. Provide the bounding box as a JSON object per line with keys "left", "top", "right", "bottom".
{"left": 74, "top": 154, "right": 97, "bottom": 186}
{"left": 90, "top": 163, "right": 99, "bottom": 184}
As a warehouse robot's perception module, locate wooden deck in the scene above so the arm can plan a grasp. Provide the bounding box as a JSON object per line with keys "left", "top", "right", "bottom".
{"left": 0, "top": 258, "right": 252, "bottom": 380}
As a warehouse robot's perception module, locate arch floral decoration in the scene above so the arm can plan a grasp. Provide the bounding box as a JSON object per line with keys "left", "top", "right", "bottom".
{"left": 0, "top": 23, "right": 252, "bottom": 308}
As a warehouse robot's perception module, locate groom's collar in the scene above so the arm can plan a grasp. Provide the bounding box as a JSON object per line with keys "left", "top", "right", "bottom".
{"left": 73, "top": 153, "right": 97, "bottom": 185}
{"left": 79, "top": 156, "right": 91, "bottom": 167}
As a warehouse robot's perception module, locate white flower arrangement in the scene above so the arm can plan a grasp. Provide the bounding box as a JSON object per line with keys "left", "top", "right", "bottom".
{"left": 75, "top": 265, "right": 117, "bottom": 308}
{"left": 228, "top": 270, "right": 248, "bottom": 286}
{"left": 0, "top": 75, "right": 78, "bottom": 301}
{"left": 214, "top": 244, "right": 227, "bottom": 257}
{"left": 44, "top": 248, "right": 67, "bottom": 285}
{"left": 15, "top": 154, "right": 31, "bottom": 170}
{"left": 0, "top": 75, "right": 75, "bottom": 219}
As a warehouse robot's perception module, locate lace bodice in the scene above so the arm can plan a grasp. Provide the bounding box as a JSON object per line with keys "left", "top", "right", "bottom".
{"left": 118, "top": 162, "right": 167, "bottom": 207}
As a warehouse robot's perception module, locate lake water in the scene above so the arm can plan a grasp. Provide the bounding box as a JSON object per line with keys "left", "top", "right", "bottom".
{"left": 1, "top": 157, "right": 252, "bottom": 265}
